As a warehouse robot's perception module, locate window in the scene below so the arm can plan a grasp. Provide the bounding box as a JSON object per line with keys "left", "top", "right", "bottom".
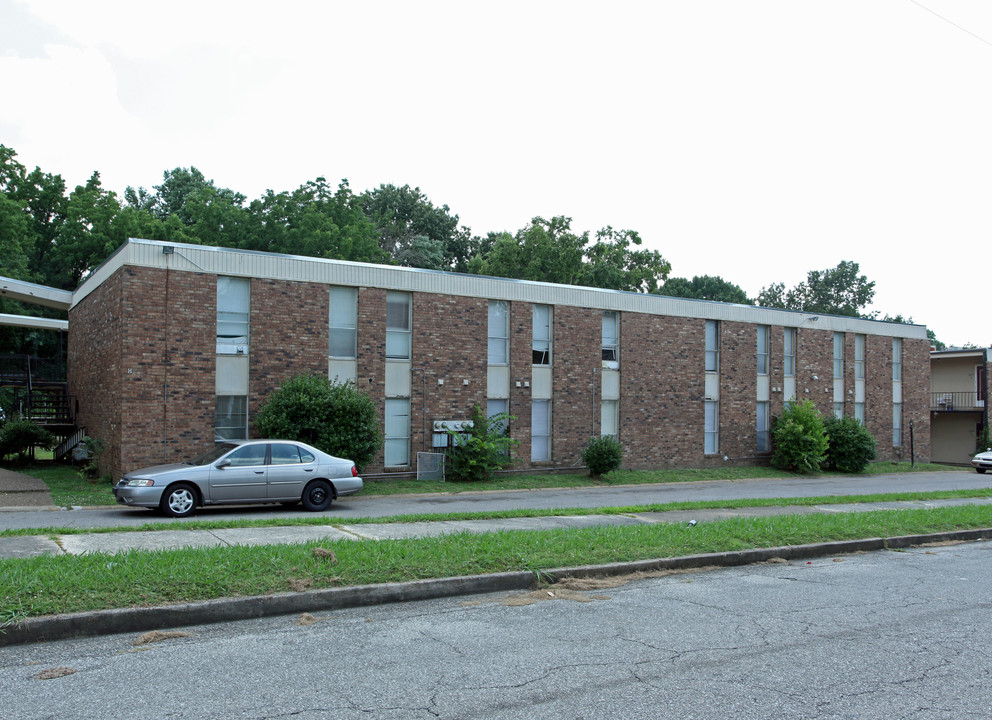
{"left": 384, "top": 398, "right": 410, "bottom": 466}
{"left": 488, "top": 301, "right": 509, "bottom": 365}
{"left": 217, "top": 277, "right": 250, "bottom": 353}
{"left": 854, "top": 334, "right": 865, "bottom": 380}
{"left": 893, "top": 403, "right": 902, "bottom": 446}
{"left": 386, "top": 292, "right": 411, "bottom": 360}
{"left": 329, "top": 287, "right": 357, "bottom": 358}
{"left": 705, "top": 321, "right": 719, "bottom": 373}
{"left": 601, "top": 399, "right": 618, "bottom": 439}
{"left": 892, "top": 338, "right": 902, "bottom": 381}
{"left": 704, "top": 400, "right": 719, "bottom": 454}
{"left": 833, "top": 333, "right": 844, "bottom": 380}
{"left": 756, "top": 401, "right": 770, "bottom": 453}
{"left": 531, "top": 399, "right": 551, "bottom": 461}
{"left": 602, "top": 312, "right": 619, "bottom": 369}
{"left": 215, "top": 395, "right": 248, "bottom": 441}
{"left": 487, "top": 399, "right": 508, "bottom": 435}
{"left": 270, "top": 444, "right": 303, "bottom": 465}
{"left": 784, "top": 328, "right": 796, "bottom": 377}
{"left": 757, "top": 325, "right": 769, "bottom": 375}
{"left": 225, "top": 443, "right": 267, "bottom": 467}
{"left": 834, "top": 402, "right": 844, "bottom": 420}
{"left": 532, "top": 305, "right": 551, "bottom": 365}
{"left": 855, "top": 402, "right": 865, "bottom": 423}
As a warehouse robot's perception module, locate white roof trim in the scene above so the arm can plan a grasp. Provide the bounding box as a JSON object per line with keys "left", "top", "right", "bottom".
{"left": 0, "top": 313, "right": 69, "bottom": 331}
{"left": 0, "top": 276, "right": 72, "bottom": 311}
{"left": 71, "top": 238, "right": 930, "bottom": 340}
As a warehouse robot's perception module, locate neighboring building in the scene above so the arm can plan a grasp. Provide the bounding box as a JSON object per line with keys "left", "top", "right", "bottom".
{"left": 930, "top": 348, "right": 990, "bottom": 465}
{"left": 63, "top": 239, "right": 931, "bottom": 479}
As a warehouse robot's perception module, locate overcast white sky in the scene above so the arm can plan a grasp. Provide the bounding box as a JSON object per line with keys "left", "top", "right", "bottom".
{"left": 2, "top": 0, "right": 990, "bottom": 346}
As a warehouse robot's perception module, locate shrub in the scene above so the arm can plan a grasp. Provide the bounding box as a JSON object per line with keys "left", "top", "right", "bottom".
{"left": 823, "top": 416, "right": 877, "bottom": 473}
{"left": 770, "top": 399, "right": 828, "bottom": 474}
{"left": 445, "top": 405, "right": 517, "bottom": 482}
{"left": 253, "top": 374, "right": 382, "bottom": 470}
{"left": 0, "top": 419, "right": 55, "bottom": 461}
{"left": 581, "top": 436, "right": 623, "bottom": 477}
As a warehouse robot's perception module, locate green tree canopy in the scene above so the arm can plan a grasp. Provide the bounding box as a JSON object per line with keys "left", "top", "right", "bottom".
{"left": 757, "top": 261, "right": 875, "bottom": 317}
{"left": 658, "top": 275, "right": 753, "bottom": 304}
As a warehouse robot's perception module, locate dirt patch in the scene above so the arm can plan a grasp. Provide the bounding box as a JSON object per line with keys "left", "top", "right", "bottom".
{"left": 311, "top": 547, "right": 337, "bottom": 561}
{"left": 296, "top": 612, "right": 331, "bottom": 626}
{"left": 33, "top": 667, "right": 76, "bottom": 680}
{"left": 916, "top": 540, "right": 969, "bottom": 547}
{"left": 133, "top": 630, "right": 192, "bottom": 646}
{"left": 288, "top": 578, "right": 313, "bottom": 592}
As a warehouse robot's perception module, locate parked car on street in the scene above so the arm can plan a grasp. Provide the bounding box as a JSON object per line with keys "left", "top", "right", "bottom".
{"left": 972, "top": 448, "right": 992, "bottom": 474}
{"left": 113, "top": 439, "right": 362, "bottom": 517}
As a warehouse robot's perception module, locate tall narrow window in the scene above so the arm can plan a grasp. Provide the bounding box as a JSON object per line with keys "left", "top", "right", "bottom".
{"left": 756, "top": 401, "right": 770, "bottom": 453}
{"left": 854, "top": 334, "right": 865, "bottom": 380}
{"left": 488, "top": 301, "right": 509, "bottom": 365}
{"left": 385, "top": 292, "right": 411, "bottom": 359}
{"left": 329, "top": 287, "right": 357, "bottom": 358}
{"left": 892, "top": 338, "right": 903, "bottom": 446}
{"left": 757, "top": 325, "right": 769, "bottom": 375}
{"left": 893, "top": 403, "right": 903, "bottom": 447}
{"left": 784, "top": 327, "right": 796, "bottom": 377}
{"left": 532, "top": 305, "right": 551, "bottom": 365}
{"left": 384, "top": 398, "right": 410, "bottom": 466}
{"left": 215, "top": 396, "right": 247, "bottom": 441}
{"left": 704, "top": 400, "right": 719, "bottom": 454}
{"left": 855, "top": 402, "right": 865, "bottom": 423}
{"left": 892, "top": 338, "right": 902, "bottom": 381}
{"left": 705, "top": 321, "right": 719, "bottom": 373}
{"left": 531, "top": 399, "right": 551, "bottom": 461}
{"left": 602, "top": 312, "right": 619, "bottom": 369}
{"left": 217, "top": 277, "right": 250, "bottom": 353}
{"left": 833, "top": 333, "right": 844, "bottom": 380}
{"left": 601, "top": 399, "right": 618, "bottom": 439}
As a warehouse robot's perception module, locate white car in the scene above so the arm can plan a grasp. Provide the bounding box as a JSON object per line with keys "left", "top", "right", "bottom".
{"left": 113, "top": 439, "right": 363, "bottom": 518}
{"left": 972, "top": 448, "right": 992, "bottom": 474}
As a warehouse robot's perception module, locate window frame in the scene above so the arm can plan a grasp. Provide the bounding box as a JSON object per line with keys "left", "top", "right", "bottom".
{"left": 329, "top": 286, "right": 358, "bottom": 359}
{"left": 602, "top": 311, "right": 619, "bottom": 369}
{"left": 784, "top": 327, "right": 796, "bottom": 378}
{"left": 216, "top": 276, "right": 250, "bottom": 355}
{"left": 532, "top": 304, "right": 552, "bottom": 366}
{"left": 757, "top": 325, "right": 769, "bottom": 376}
{"left": 487, "top": 300, "right": 509, "bottom": 366}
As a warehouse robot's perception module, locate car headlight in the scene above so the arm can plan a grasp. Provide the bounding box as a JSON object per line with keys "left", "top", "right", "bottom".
{"left": 125, "top": 478, "right": 155, "bottom": 487}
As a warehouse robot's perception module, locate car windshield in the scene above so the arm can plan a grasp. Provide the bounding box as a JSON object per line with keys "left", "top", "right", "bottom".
{"left": 190, "top": 443, "right": 240, "bottom": 466}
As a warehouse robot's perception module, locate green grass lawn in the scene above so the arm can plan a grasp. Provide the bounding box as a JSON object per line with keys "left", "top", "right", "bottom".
{"left": 2, "top": 503, "right": 990, "bottom": 624}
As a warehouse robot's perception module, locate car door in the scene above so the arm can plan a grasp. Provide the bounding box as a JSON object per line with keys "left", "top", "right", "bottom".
{"left": 267, "top": 443, "right": 316, "bottom": 499}
{"left": 208, "top": 444, "right": 269, "bottom": 502}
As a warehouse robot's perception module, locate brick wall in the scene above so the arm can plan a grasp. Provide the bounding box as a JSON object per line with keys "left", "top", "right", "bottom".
{"left": 796, "top": 328, "right": 835, "bottom": 417}
{"left": 552, "top": 305, "right": 599, "bottom": 465}
{"left": 719, "top": 322, "right": 759, "bottom": 460}
{"left": 509, "top": 301, "right": 533, "bottom": 465}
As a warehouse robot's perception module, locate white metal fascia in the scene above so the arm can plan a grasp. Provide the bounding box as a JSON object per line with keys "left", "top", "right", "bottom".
{"left": 71, "top": 238, "right": 930, "bottom": 341}
{"left": 0, "top": 276, "right": 72, "bottom": 311}
{"left": 0, "top": 313, "right": 69, "bottom": 331}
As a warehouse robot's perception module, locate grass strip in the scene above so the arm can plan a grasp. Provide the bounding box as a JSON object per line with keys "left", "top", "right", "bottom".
{"left": 12, "top": 461, "right": 964, "bottom": 507}
{"left": 2, "top": 504, "right": 990, "bottom": 624}
{"left": 2, "top": 488, "right": 991, "bottom": 538}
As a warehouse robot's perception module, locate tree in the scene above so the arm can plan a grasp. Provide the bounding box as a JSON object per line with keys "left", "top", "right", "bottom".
{"left": 126, "top": 167, "right": 246, "bottom": 227}
{"left": 253, "top": 374, "right": 382, "bottom": 470}
{"left": 757, "top": 261, "right": 875, "bottom": 317}
{"left": 473, "top": 216, "right": 669, "bottom": 292}
{"left": 360, "top": 184, "right": 476, "bottom": 272}
{"left": 658, "top": 275, "right": 753, "bottom": 304}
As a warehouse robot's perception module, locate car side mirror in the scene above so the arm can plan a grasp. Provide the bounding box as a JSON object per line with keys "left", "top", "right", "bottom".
{"left": 216, "top": 459, "right": 232, "bottom": 469}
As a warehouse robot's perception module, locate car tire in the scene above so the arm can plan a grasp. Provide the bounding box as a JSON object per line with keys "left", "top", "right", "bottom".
{"left": 301, "top": 480, "right": 333, "bottom": 512}
{"left": 160, "top": 483, "right": 197, "bottom": 518}
{"left": 978, "top": 468, "right": 986, "bottom": 474}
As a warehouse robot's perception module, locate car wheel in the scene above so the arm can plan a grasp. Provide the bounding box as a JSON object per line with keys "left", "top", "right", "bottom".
{"left": 978, "top": 468, "right": 986, "bottom": 474}
{"left": 160, "top": 483, "right": 197, "bottom": 518}
{"left": 301, "top": 480, "right": 333, "bottom": 512}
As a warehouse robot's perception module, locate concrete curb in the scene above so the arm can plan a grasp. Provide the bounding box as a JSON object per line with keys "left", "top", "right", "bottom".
{"left": 2, "top": 529, "right": 990, "bottom": 647}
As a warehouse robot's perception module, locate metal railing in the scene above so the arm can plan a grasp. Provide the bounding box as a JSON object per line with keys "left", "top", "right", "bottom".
{"left": 930, "top": 391, "right": 985, "bottom": 411}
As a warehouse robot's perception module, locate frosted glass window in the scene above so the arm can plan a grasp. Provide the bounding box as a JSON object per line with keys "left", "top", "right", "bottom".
{"left": 488, "top": 301, "right": 509, "bottom": 365}
{"left": 217, "top": 277, "right": 249, "bottom": 351}
{"left": 757, "top": 325, "right": 769, "bottom": 375}
{"left": 756, "top": 401, "right": 770, "bottom": 453}
{"left": 384, "top": 398, "right": 410, "bottom": 466}
{"left": 784, "top": 328, "right": 796, "bottom": 377}
{"left": 531, "top": 399, "right": 551, "bottom": 461}
{"left": 601, "top": 399, "right": 618, "bottom": 438}
{"left": 833, "top": 333, "right": 844, "bottom": 380}
{"left": 704, "top": 400, "right": 718, "bottom": 454}
{"left": 386, "top": 292, "right": 411, "bottom": 360}
{"left": 855, "top": 334, "right": 865, "bottom": 380}
{"left": 893, "top": 403, "right": 902, "bottom": 446}
{"left": 705, "top": 321, "right": 719, "bottom": 373}
{"left": 329, "top": 287, "right": 357, "bottom": 358}
{"left": 892, "top": 338, "right": 902, "bottom": 381}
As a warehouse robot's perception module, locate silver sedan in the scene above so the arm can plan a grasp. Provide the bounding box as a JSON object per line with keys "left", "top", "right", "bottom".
{"left": 113, "top": 439, "right": 363, "bottom": 518}
{"left": 972, "top": 448, "right": 992, "bottom": 474}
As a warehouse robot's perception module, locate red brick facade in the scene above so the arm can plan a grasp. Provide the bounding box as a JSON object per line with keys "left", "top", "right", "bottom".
{"left": 68, "top": 264, "right": 931, "bottom": 478}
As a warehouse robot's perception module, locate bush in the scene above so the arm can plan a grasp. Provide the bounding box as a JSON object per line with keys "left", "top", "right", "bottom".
{"left": 253, "top": 374, "right": 382, "bottom": 470}
{"left": 0, "top": 419, "right": 55, "bottom": 461}
{"left": 581, "top": 436, "right": 623, "bottom": 477}
{"left": 823, "top": 416, "right": 877, "bottom": 473}
{"left": 770, "top": 400, "right": 828, "bottom": 474}
{"left": 445, "top": 405, "right": 517, "bottom": 482}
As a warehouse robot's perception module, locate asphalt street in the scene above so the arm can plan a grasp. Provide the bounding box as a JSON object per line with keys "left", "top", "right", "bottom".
{"left": 2, "top": 540, "right": 988, "bottom": 719}
{"left": 0, "top": 468, "right": 987, "bottom": 531}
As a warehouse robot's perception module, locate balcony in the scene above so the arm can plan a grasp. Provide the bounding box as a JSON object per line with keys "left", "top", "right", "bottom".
{"left": 930, "top": 391, "right": 986, "bottom": 412}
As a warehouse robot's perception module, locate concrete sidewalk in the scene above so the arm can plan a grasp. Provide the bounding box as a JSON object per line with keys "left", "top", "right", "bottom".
{"left": 4, "top": 496, "right": 991, "bottom": 559}
{"left": 0, "top": 467, "right": 55, "bottom": 509}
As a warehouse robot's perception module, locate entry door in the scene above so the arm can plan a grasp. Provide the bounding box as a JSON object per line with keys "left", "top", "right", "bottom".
{"left": 208, "top": 444, "right": 268, "bottom": 501}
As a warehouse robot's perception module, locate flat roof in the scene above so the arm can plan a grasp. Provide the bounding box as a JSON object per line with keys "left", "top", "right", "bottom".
{"left": 71, "top": 238, "right": 930, "bottom": 340}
